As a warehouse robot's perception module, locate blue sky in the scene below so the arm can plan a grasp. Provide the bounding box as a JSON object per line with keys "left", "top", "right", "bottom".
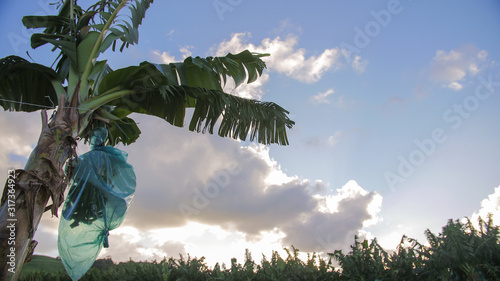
{"left": 1, "top": 0, "right": 500, "bottom": 266}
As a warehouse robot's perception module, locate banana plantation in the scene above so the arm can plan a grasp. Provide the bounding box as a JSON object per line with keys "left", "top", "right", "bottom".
{"left": 19, "top": 216, "right": 500, "bottom": 281}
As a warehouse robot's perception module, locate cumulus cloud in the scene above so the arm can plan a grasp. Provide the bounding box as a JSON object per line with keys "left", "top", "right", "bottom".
{"left": 152, "top": 50, "right": 176, "bottom": 64}
{"left": 470, "top": 185, "right": 500, "bottom": 226}
{"left": 430, "top": 45, "right": 488, "bottom": 91}
{"left": 151, "top": 45, "right": 194, "bottom": 64}
{"left": 214, "top": 32, "right": 344, "bottom": 84}
{"left": 2, "top": 110, "right": 381, "bottom": 262}
{"left": 211, "top": 33, "right": 365, "bottom": 100}
{"left": 283, "top": 180, "right": 382, "bottom": 252}
{"left": 119, "top": 116, "right": 379, "bottom": 253}
{"left": 58, "top": 114, "right": 377, "bottom": 256}
{"left": 120, "top": 115, "right": 318, "bottom": 235}
{"left": 151, "top": 32, "right": 364, "bottom": 100}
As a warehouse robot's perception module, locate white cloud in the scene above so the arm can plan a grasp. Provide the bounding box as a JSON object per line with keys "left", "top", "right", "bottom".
{"left": 213, "top": 32, "right": 352, "bottom": 84}
{"left": 470, "top": 185, "right": 500, "bottom": 226}
{"left": 32, "top": 220, "right": 60, "bottom": 258}
{"left": 364, "top": 191, "right": 383, "bottom": 227}
{"left": 151, "top": 45, "right": 194, "bottom": 64}
{"left": 284, "top": 180, "right": 382, "bottom": 252}
{"left": 222, "top": 73, "right": 270, "bottom": 100}
{"left": 352, "top": 55, "right": 368, "bottom": 73}
{"left": 245, "top": 144, "right": 297, "bottom": 186}
{"left": 447, "top": 81, "right": 463, "bottom": 91}
{"left": 430, "top": 45, "right": 488, "bottom": 91}
{"left": 152, "top": 50, "right": 176, "bottom": 64}
{"left": 310, "top": 88, "right": 335, "bottom": 104}
{"left": 166, "top": 29, "right": 175, "bottom": 38}
{"left": 375, "top": 224, "right": 413, "bottom": 251}
{"left": 151, "top": 32, "right": 364, "bottom": 100}
{"left": 179, "top": 46, "right": 193, "bottom": 59}
{"left": 310, "top": 88, "right": 345, "bottom": 108}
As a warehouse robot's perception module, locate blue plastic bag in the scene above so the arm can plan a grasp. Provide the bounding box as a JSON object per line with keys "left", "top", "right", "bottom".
{"left": 58, "top": 127, "right": 136, "bottom": 280}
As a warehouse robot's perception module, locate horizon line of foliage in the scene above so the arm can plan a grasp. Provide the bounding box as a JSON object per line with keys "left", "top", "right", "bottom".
{"left": 20, "top": 215, "right": 500, "bottom": 281}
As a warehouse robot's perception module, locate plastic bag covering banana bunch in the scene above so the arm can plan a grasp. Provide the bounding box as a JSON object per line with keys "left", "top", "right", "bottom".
{"left": 58, "top": 127, "right": 136, "bottom": 280}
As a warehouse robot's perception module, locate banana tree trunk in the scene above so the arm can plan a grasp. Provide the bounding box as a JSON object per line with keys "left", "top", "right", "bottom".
{"left": 0, "top": 100, "right": 78, "bottom": 281}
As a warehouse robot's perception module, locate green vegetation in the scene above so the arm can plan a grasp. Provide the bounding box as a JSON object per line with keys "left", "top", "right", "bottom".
{"left": 332, "top": 215, "right": 500, "bottom": 280}
{"left": 18, "top": 256, "right": 65, "bottom": 276}
{"left": 20, "top": 216, "right": 500, "bottom": 280}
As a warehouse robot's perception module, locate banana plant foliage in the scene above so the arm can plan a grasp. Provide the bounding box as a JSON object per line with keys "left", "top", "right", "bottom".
{"left": 1, "top": 0, "right": 294, "bottom": 146}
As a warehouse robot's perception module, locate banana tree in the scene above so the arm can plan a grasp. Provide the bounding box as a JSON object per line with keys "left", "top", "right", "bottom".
{"left": 0, "top": 0, "right": 294, "bottom": 279}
